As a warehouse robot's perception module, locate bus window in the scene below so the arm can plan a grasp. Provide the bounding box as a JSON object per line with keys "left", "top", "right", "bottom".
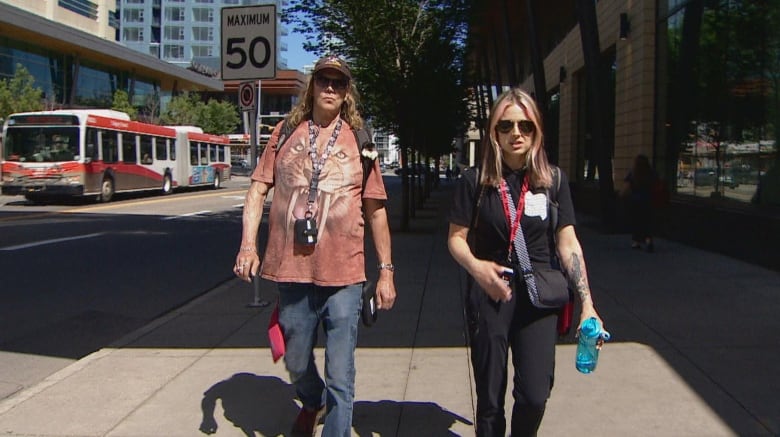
{"left": 209, "top": 144, "right": 217, "bottom": 163}
{"left": 155, "top": 136, "right": 168, "bottom": 161}
{"left": 190, "top": 143, "right": 198, "bottom": 165}
{"left": 199, "top": 143, "right": 208, "bottom": 165}
{"left": 140, "top": 135, "right": 153, "bottom": 164}
{"left": 168, "top": 139, "right": 175, "bottom": 161}
{"left": 217, "top": 145, "right": 225, "bottom": 162}
{"left": 102, "top": 130, "right": 119, "bottom": 163}
{"left": 86, "top": 128, "right": 99, "bottom": 160}
{"left": 122, "top": 133, "right": 137, "bottom": 163}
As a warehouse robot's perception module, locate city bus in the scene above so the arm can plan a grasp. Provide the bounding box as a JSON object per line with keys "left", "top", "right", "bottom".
{"left": 0, "top": 109, "right": 230, "bottom": 202}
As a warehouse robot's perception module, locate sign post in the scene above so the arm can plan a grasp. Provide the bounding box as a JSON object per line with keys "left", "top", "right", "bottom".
{"left": 223, "top": 5, "right": 276, "bottom": 308}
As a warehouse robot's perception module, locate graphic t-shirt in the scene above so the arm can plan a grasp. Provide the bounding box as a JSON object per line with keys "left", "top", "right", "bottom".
{"left": 447, "top": 166, "right": 575, "bottom": 266}
{"left": 251, "top": 119, "right": 387, "bottom": 286}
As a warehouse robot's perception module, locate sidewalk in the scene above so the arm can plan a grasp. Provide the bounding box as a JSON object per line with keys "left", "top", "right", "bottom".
{"left": 0, "top": 176, "right": 778, "bottom": 436}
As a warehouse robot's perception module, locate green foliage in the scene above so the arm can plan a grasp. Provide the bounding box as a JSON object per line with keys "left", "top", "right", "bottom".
{"left": 111, "top": 89, "right": 137, "bottom": 120}
{"left": 160, "top": 92, "right": 201, "bottom": 126}
{"left": 0, "top": 64, "right": 44, "bottom": 121}
{"left": 283, "top": 0, "right": 471, "bottom": 158}
{"left": 160, "top": 92, "right": 239, "bottom": 135}
{"left": 197, "top": 99, "right": 240, "bottom": 135}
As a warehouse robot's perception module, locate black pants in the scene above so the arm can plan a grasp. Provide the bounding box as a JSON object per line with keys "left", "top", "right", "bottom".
{"left": 466, "top": 283, "right": 558, "bottom": 437}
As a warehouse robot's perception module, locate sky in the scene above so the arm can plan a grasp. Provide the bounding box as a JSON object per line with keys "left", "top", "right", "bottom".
{"left": 283, "top": 31, "right": 317, "bottom": 72}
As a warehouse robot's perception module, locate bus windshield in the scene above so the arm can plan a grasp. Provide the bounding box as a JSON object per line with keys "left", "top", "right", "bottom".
{"left": 3, "top": 126, "right": 80, "bottom": 163}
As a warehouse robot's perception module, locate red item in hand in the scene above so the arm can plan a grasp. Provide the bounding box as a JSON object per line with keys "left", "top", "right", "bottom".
{"left": 557, "top": 300, "right": 574, "bottom": 337}
{"left": 268, "top": 304, "right": 285, "bottom": 362}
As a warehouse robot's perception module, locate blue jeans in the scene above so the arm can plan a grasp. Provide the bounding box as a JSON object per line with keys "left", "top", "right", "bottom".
{"left": 278, "top": 282, "right": 362, "bottom": 437}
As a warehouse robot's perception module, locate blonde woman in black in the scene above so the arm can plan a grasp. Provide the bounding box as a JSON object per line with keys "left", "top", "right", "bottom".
{"left": 447, "top": 88, "right": 605, "bottom": 436}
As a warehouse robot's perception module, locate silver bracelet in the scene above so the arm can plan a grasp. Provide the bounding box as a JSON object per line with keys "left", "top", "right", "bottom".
{"left": 377, "top": 263, "right": 395, "bottom": 272}
{"left": 239, "top": 246, "right": 256, "bottom": 253}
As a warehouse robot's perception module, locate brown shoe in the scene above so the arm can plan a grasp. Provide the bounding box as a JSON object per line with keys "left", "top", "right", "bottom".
{"left": 291, "top": 406, "right": 325, "bottom": 437}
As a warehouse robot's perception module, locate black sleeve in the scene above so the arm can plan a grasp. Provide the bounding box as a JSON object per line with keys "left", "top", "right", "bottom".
{"left": 447, "top": 167, "right": 478, "bottom": 227}
{"left": 556, "top": 169, "right": 576, "bottom": 229}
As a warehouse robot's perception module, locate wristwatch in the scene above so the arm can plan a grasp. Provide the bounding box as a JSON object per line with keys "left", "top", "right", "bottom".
{"left": 377, "top": 263, "right": 395, "bottom": 272}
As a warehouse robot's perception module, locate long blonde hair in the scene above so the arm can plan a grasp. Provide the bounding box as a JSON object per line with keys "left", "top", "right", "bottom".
{"left": 479, "top": 88, "right": 553, "bottom": 189}
{"left": 286, "top": 75, "right": 363, "bottom": 129}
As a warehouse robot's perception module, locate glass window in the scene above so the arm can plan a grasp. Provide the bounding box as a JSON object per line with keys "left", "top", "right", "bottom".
{"left": 191, "top": 46, "right": 213, "bottom": 57}
{"left": 199, "top": 143, "right": 208, "bottom": 165}
{"left": 122, "top": 133, "right": 137, "bottom": 163}
{"left": 164, "top": 26, "right": 184, "bottom": 40}
{"left": 123, "top": 27, "right": 144, "bottom": 42}
{"left": 124, "top": 8, "right": 143, "bottom": 22}
{"left": 217, "top": 145, "right": 225, "bottom": 162}
{"left": 163, "top": 45, "right": 184, "bottom": 60}
{"left": 192, "top": 27, "right": 213, "bottom": 41}
{"left": 169, "top": 139, "right": 176, "bottom": 161}
{"left": 101, "top": 130, "right": 118, "bottom": 163}
{"left": 209, "top": 143, "right": 217, "bottom": 162}
{"left": 165, "top": 7, "right": 184, "bottom": 21}
{"left": 86, "top": 127, "right": 99, "bottom": 160}
{"left": 190, "top": 143, "right": 198, "bottom": 165}
{"left": 192, "top": 8, "right": 214, "bottom": 22}
{"left": 140, "top": 135, "right": 153, "bottom": 164}
{"left": 155, "top": 137, "right": 168, "bottom": 160}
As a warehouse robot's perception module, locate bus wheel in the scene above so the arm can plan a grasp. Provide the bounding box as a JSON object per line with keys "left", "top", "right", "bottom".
{"left": 213, "top": 172, "right": 221, "bottom": 189}
{"left": 162, "top": 174, "right": 173, "bottom": 194}
{"left": 99, "top": 177, "right": 114, "bottom": 202}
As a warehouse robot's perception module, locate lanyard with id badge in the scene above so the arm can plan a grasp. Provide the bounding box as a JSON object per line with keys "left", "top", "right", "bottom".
{"left": 294, "top": 119, "right": 343, "bottom": 245}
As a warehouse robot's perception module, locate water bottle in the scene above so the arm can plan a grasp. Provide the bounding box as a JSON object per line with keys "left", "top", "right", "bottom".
{"left": 575, "top": 317, "right": 611, "bottom": 374}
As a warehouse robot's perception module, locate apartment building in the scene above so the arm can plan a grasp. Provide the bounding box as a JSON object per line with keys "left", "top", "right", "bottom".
{"left": 118, "top": 0, "right": 288, "bottom": 71}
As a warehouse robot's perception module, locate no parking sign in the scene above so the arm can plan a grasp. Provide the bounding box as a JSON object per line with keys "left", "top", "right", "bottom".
{"left": 238, "top": 81, "right": 256, "bottom": 112}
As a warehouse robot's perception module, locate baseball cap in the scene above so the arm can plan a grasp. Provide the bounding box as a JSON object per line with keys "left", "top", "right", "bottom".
{"left": 313, "top": 56, "right": 352, "bottom": 80}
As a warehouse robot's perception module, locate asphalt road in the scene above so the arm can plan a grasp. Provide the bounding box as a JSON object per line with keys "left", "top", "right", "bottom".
{"left": 0, "top": 177, "right": 253, "bottom": 400}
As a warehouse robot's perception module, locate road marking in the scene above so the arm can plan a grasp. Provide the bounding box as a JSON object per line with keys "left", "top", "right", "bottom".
{"left": 0, "top": 232, "right": 104, "bottom": 251}
{"left": 161, "top": 210, "right": 212, "bottom": 220}
{"left": 60, "top": 188, "right": 245, "bottom": 214}
{"left": 222, "top": 195, "right": 246, "bottom": 200}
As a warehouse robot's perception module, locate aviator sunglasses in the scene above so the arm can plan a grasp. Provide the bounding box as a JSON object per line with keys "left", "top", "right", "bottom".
{"left": 314, "top": 74, "right": 349, "bottom": 91}
{"left": 496, "top": 119, "right": 536, "bottom": 135}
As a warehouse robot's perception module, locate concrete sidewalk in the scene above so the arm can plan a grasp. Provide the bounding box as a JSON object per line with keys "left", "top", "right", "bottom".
{"left": 0, "top": 178, "right": 778, "bottom": 436}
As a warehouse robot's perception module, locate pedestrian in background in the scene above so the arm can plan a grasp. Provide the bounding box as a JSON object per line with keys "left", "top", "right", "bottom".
{"left": 233, "top": 55, "right": 397, "bottom": 437}
{"left": 620, "top": 154, "right": 657, "bottom": 252}
{"left": 447, "top": 88, "right": 605, "bottom": 436}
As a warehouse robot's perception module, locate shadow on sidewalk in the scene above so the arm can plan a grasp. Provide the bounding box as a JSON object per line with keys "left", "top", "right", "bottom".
{"left": 199, "top": 372, "right": 471, "bottom": 437}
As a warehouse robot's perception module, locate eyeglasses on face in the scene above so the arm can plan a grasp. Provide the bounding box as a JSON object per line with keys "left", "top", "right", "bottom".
{"left": 313, "top": 75, "right": 349, "bottom": 91}
{"left": 496, "top": 119, "right": 536, "bottom": 135}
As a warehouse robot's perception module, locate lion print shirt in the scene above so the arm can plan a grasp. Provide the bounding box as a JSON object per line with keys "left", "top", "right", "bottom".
{"left": 251, "top": 119, "right": 387, "bottom": 286}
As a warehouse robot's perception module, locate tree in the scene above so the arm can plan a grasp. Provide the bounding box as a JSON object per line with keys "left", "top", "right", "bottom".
{"left": 160, "top": 92, "right": 201, "bottom": 126}
{"left": 161, "top": 92, "right": 240, "bottom": 135}
{"left": 111, "top": 89, "right": 137, "bottom": 120}
{"left": 197, "top": 99, "right": 240, "bottom": 135}
{"left": 284, "top": 0, "right": 471, "bottom": 230}
{"left": 0, "top": 64, "right": 43, "bottom": 121}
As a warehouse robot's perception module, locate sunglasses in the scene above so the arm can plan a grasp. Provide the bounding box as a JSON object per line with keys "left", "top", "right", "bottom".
{"left": 314, "top": 75, "right": 349, "bottom": 91}
{"left": 496, "top": 119, "right": 536, "bottom": 135}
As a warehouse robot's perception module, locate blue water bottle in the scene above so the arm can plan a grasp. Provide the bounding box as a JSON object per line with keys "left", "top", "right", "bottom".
{"left": 575, "top": 317, "right": 610, "bottom": 374}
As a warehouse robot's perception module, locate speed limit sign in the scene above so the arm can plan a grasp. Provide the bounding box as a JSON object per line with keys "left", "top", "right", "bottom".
{"left": 238, "top": 81, "right": 256, "bottom": 111}
{"left": 221, "top": 5, "right": 277, "bottom": 80}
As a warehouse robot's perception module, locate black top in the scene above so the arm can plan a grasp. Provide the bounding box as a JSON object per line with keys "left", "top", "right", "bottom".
{"left": 448, "top": 166, "right": 576, "bottom": 266}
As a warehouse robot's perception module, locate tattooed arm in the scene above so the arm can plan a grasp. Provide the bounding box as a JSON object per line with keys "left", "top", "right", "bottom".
{"left": 555, "top": 224, "right": 603, "bottom": 328}
{"left": 234, "top": 180, "right": 270, "bottom": 282}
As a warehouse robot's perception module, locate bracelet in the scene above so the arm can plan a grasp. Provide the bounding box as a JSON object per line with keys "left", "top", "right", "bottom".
{"left": 377, "top": 263, "right": 395, "bottom": 272}
{"left": 239, "top": 246, "right": 256, "bottom": 253}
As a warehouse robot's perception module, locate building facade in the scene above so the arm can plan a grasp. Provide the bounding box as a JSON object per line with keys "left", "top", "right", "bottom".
{"left": 0, "top": 1, "right": 223, "bottom": 114}
{"left": 468, "top": 0, "right": 779, "bottom": 270}
{"left": 118, "top": 0, "right": 288, "bottom": 71}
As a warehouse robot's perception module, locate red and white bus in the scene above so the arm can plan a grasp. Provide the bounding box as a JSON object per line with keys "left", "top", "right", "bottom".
{"left": 0, "top": 109, "right": 231, "bottom": 202}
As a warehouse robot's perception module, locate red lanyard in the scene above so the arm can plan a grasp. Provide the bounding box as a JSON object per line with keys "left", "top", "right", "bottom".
{"left": 499, "top": 175, "right": 529, "bottom": 257}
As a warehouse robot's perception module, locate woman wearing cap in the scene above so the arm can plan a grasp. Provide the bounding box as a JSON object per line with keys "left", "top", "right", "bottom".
{"left": 233, "top": 55, "right": 396, "bottom": 437}
{"left": 447, "top": 88, "right": 605, "bottom": 436}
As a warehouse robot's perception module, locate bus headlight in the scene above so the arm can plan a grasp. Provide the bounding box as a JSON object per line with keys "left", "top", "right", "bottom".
{"left": 66, "top": 176, "right": 82, "bottom": 184}
{"left": 2, "top": 174, "right": 15, "bottom": 182}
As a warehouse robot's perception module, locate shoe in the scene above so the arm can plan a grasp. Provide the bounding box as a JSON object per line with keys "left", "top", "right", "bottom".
{"left": 291, "top": 406, "right": 325, "bottom": 437}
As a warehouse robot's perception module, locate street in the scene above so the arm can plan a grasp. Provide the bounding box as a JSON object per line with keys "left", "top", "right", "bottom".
{"left": 0, "top": 177, "right": 253, "bottom": 400}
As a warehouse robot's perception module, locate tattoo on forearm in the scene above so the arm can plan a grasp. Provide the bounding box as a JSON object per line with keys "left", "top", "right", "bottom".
{"left": 567, "top": 253, "right": 591, "bottom": 302}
